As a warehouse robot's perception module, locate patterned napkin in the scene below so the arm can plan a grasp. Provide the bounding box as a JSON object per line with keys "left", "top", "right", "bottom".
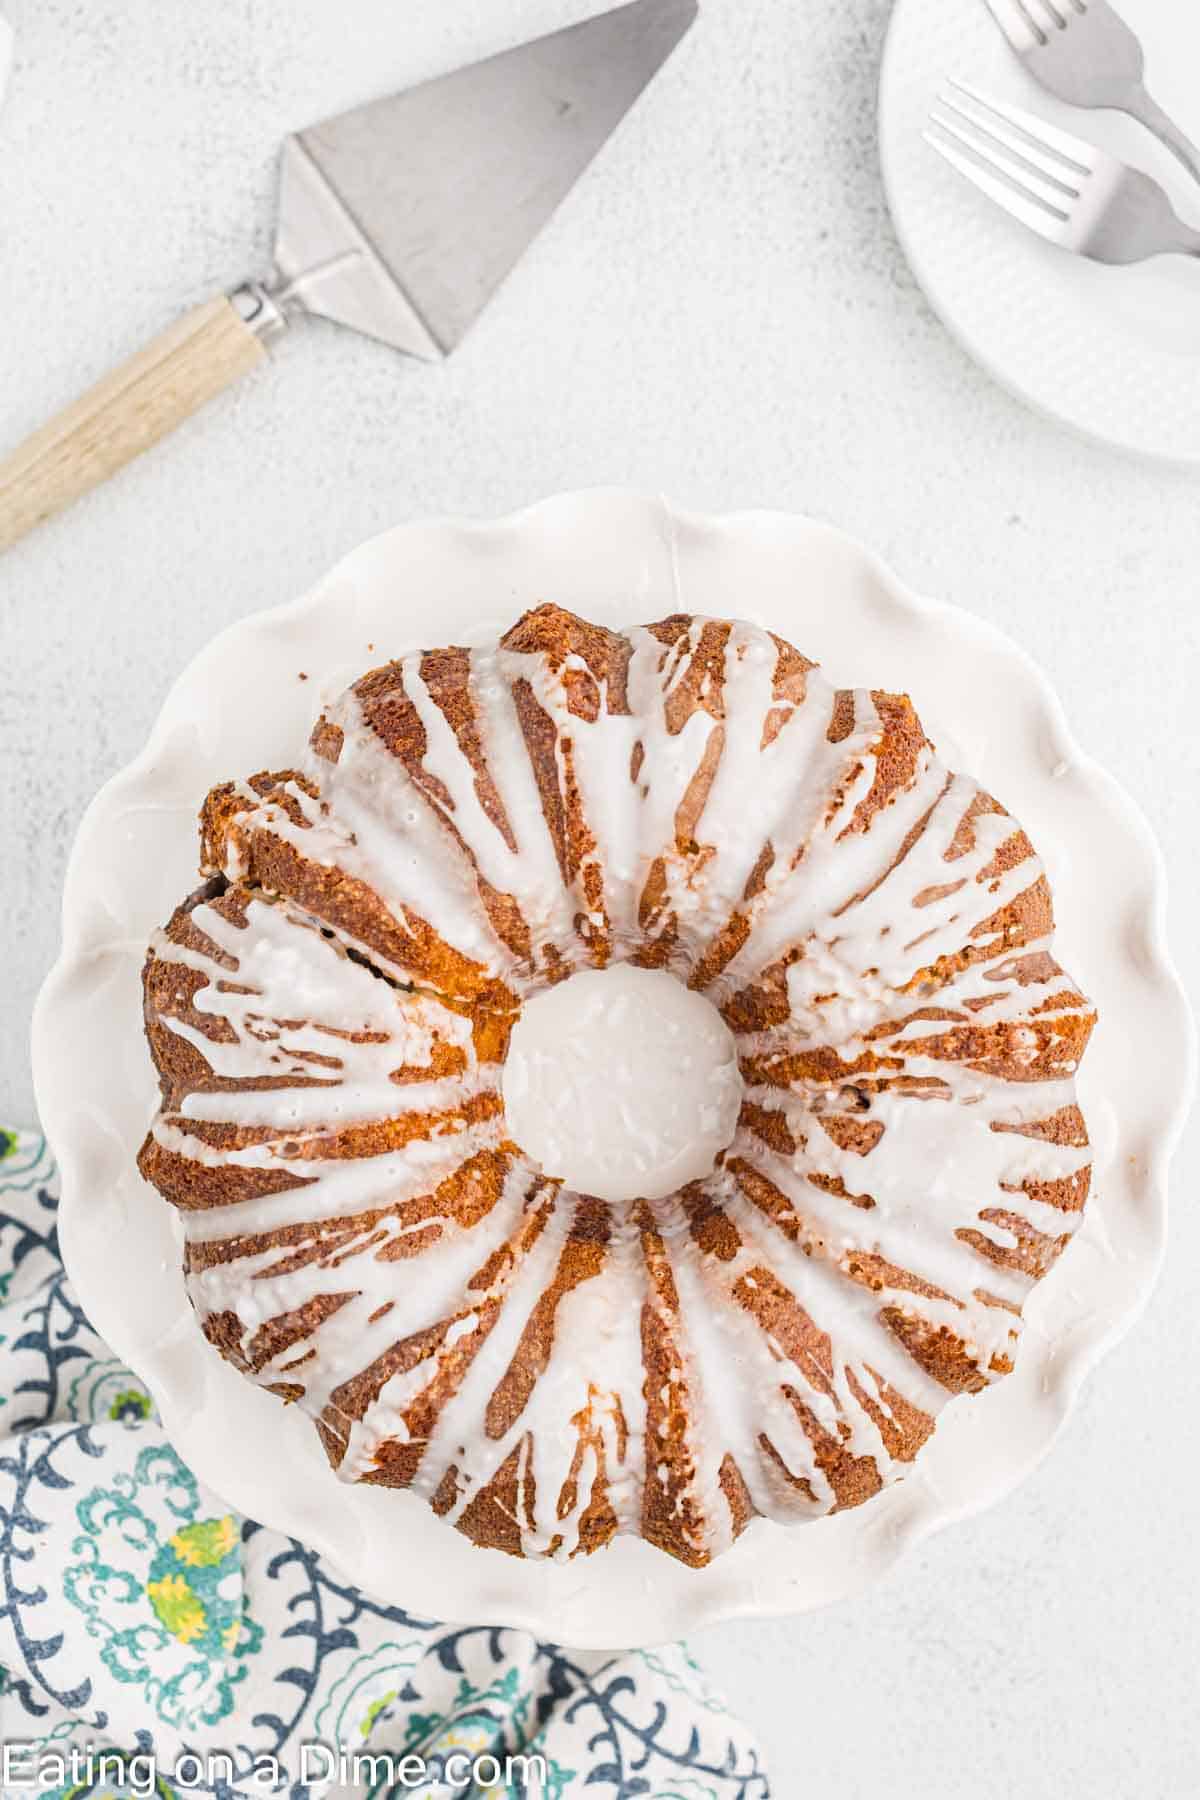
{"left": 0, "top": 1125, "right": 769, "bottom": 1800}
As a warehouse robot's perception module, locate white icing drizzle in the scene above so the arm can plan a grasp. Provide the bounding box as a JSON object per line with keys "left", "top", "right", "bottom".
{"left": 141, "top": 607, "right": 1096, "bottom": 1568}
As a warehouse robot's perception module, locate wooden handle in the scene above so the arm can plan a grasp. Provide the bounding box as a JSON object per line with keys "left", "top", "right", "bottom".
{"left": 0, "top": 296, "right": 267, "bottom": 552}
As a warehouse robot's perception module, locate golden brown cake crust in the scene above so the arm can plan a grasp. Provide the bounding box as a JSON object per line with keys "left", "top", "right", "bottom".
{"left": 137, "top": 605, "right": 1097, "bottom": 1567}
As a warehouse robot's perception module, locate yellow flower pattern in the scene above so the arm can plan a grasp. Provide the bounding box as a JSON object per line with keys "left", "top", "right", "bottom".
{"left": 169, "top": 1515, "right": 238, "bottom": 1567}
{"left": 147, "top": 1572, "right": 207, "bottom": 1646}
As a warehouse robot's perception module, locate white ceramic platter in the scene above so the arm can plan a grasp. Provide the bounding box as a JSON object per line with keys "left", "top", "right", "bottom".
{"left": 32, "top": 491, "right": 1194, "bottom": 1648}
{"left": 880, "top": 0, "right": 1200, "bottom": 463}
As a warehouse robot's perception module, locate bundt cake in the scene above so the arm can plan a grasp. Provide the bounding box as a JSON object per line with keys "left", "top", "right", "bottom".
{"left": 138, "top": 604, "right": 1096, "bottom": 1567}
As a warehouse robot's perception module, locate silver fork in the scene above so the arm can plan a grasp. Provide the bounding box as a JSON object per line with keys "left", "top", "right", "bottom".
{"left": 983, "top": 0, "right": 1200, "bottom": 185}
{"left": 925, "top": 79, "right": 1200, "bottom": 264}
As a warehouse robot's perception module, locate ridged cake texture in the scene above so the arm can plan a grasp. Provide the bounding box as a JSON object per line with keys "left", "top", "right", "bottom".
{"left": 138, "top": 605, "right": 1096, "bottom": 1566}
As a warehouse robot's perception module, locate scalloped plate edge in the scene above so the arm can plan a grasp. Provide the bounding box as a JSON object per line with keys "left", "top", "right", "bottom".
{"left": 32, "top": 490, "right": 1196, "bottom": 1646}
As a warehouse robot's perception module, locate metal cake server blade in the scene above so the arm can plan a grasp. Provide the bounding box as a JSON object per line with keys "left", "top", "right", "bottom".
{"left": 0, "top": 0, "right": 698, "bottom": 550}
{"left": 273, "top": 0, "right": 699, "bottom": 356}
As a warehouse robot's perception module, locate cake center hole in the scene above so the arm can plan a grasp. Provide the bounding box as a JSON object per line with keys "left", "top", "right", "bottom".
{"left": 502, "top": 965, "right": 744, "bottom": 1204}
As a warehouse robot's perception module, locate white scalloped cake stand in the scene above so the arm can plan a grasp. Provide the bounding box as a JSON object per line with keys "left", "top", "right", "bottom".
{"left": 32, "top": 492, "right": 1194, "bottom": 1649}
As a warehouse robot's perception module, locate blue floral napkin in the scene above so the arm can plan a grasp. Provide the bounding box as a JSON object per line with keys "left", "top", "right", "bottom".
{"left": 0, "top": 1125, "right": 769, "bottom": 1800}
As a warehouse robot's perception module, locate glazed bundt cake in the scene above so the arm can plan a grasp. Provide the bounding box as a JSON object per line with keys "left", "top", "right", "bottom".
{"left": 138, "top": 604, "right": 1096, "bottom": 1567}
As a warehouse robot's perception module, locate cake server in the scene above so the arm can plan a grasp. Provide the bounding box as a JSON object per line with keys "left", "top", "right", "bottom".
{"left": 981, "top": 0, "right": 1200, "bottom": 185}
{"left": 0, "top": 0, "right": 697, "bottom": 553}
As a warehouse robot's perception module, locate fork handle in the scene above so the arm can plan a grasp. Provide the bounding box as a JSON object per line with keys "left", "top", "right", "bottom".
{"left": 1129, "top": 87, "right": 1200, "bottom": 190}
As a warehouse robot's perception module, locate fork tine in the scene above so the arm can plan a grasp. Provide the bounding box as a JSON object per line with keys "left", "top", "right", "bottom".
{"left": 983, "top": 0, "right": 1049, "bottom": 50}
{"left": 923, "top": 126, "right": 1070, "bottom": 243}
{"left": 926, "top": 116, "right": 1071, "bottom": 222}
{"left": 930, "top": 98, "right": 1078, "bottom": 216}
{"left": 949, "top": 77, "right": 1101, "bottom": 172}
{"left": 937, "top": 88, "right": 1084, "bottom": 194}
{"left": 1018, "top": 0, "right": 1059, "bottom": 40}
{"left": 1030, "top": 0, "right": 1070, "bottom": 30}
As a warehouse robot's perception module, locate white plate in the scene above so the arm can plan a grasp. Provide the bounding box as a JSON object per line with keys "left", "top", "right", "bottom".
{"left": 880, "top": 0, "right": 1200, "bottom": 462}
{"left": 32, "top": 491, "right": 1194, "bottom": 1648}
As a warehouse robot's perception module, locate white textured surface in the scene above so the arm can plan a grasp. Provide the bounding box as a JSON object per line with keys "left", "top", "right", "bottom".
{"left": 1, "top": 1, "right": 1198, "bottom": 1793}
{"left": 882, "top": 0, "right": 1200, "bottom": 462}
